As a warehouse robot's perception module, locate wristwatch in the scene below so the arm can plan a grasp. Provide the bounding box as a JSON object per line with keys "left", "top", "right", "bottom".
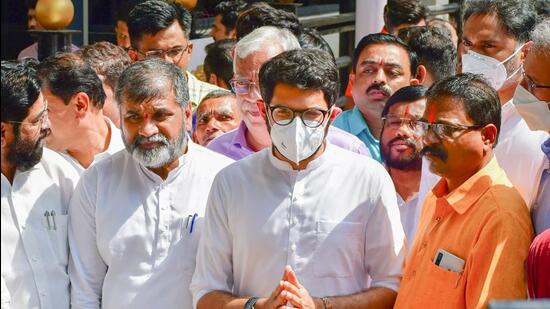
{"left": 244, "top": 296, "right": 259, "bottom": 309}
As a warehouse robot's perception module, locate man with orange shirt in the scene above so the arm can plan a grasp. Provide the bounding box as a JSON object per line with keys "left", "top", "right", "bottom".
{"left": 394, "top": 74, "right": 533, "bottom": 308}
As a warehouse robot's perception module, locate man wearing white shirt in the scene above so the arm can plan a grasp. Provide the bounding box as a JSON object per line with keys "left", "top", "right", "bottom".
{"left": 458, "top": 0, "right": 547, "bottom": 207}
{"left": 37, "top": 53, "right": 124, "bottom": 175}
{"left": 68, "top": 59, "right": 233, "bottom": 309}
{"left": 379, "top": 85, "right": 427, "bottom": 244}
{"left": 1, "top": 60, "right": 79, "bottom": 309}
{"left": 192, "top": 49, "right": 405, "bottom": 309}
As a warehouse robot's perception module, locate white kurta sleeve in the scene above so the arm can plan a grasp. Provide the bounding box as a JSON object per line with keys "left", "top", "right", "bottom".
{"left": 68, "top": 172, "right": 107, "bottom": 309}
{"left": 1, "top": 275, "right": 10, "bottom": 309}
{"left": 364, "top": 166, "right": 406, "bottom": 292}
{"left": 190, "top": 172, "right": 234, "bottom": 308}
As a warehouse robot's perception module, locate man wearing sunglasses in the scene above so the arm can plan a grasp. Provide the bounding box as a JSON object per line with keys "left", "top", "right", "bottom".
{"left": 395, "top": 73, "right": 533, "bottom": 308}
{"left": 127, "top": 0, "right": 221, "bottom": 111}
{"left": 379, "top": 85, "right": 427, "bottom": 244}
{"left": 192, "top": 49, "right": 405, "bottom": 309}
{"left": 207, "top": 26, "right": 370, "bottom": 160}
{"left": 1, "top": 60, "right": 79, "bottom": 309}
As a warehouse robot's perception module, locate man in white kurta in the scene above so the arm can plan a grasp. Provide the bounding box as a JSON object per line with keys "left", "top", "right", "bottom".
{"left": 192, "top": 49, "right": 405, "bottom": 309}
{"left": 68, "top": 59, "right": 233, "bottom": 309}
{"left": 1, "top": 61, "right": 79, "bottom": 309}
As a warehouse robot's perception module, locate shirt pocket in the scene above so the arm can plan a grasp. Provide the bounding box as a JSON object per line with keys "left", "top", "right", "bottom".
{"left": 426, "top": 261, "right": 463, "bottom": 290}
{"left": 314, "top": 220, "right": 364, "bottom": 278}
{"left": 47, "top": 213, "right": 69, "bottom": 267}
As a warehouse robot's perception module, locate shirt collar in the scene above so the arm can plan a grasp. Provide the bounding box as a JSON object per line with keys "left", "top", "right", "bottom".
{"left": 136, "top": 140, "right": 194, "bottom": 184}
{"left": 349, "top": 107, "right": 372, "bottom": 136}
{"left": 231, "top": 121, "right": 249, "bottom": 149}
{"left": 432, "top": 156, "right": 503, "bottom": 215}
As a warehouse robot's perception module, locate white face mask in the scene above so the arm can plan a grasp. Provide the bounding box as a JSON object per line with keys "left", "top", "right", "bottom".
{"left": 513, "top": 85, "right": 550, "bottom": 131}
{"left": 462, "top": 44, "right": 524, "bottom": 90}
{"left": 269, "top": 116, "right": 326, "bottom": 165}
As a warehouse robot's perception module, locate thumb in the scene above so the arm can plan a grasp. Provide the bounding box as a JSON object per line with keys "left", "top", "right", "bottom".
{"left": 286, "top": 266, "right": 301, "bottom": 288}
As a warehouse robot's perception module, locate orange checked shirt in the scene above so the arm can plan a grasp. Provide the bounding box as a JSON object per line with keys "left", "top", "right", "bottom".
{"left": 394, "top": 156, "right": 534, "bottom": 309}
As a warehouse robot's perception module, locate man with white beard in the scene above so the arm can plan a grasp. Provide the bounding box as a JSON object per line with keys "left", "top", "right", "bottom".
{"left": 67, "top": 59, "right": 233, "bottom": 309}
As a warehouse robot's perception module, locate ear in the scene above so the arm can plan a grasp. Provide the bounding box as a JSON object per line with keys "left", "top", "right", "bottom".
{"left": 521, "top": 41, "right": 533, "bottom": 60}
{"left": 480, "top": 123, "right": 498, "bottom": 148}
{"left": 348, "top": 72, "right": 356, "bottom": 86}
{"left": 191, "top": 131, "right": 198, "bottom": 143}
{"left": 185, "top": 102, "right": 193, "bottom": 132}
{"left": 73, "top": 92, "right": 90, "bottom": 118}
{"left": 128, "top": 49, "right": 139, "bottom": 62}
{"left": 413, "top": 65, "right": 427, "bottom": 85}
{"left": 1, "top": 122, "right": 8, "bottom": 148}
{"left": 257, "top": 99, "right": 267, "bottom": 120}
{"left": 187, "top": 42, "right": 194, "bottom": 55}
{"left": 208, "top": 73, "right": 218, "bottom": 86}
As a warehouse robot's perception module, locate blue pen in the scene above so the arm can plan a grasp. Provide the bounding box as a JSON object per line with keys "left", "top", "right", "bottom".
{"left": 189, "top": 213, "right": 198, "bottom": 234}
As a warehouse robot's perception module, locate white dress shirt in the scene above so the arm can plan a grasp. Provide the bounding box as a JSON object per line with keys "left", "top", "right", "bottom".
{"left": 396, "top": 193, "right": 419, "bottom": 248}
{"left": 413, "top": 100, "right": 549, "bottom": 242}
{"left": 59, "top": 118, "right": 125, "bottom": 175}
{"left": 1, "top": 149, "right": 79, "bottom": 309}
{"left": 68, "top": 142, "right": 233, "bottom": 309}
{"left": 191, "top": 143, "right": 405, "bottom": 307}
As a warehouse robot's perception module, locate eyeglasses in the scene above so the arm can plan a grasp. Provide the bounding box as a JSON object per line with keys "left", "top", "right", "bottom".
{"left": 229, "top": 79, "right": 258, "bottom": 95}
{"left": 382, "top": 116, "right": 419, "bottom": 131}
{"left": 135, "top": 44, "right": 188, "bottom": 62}
{"left": 267, "top": 105, "right": 329, "bottom": 128}
{"left": 414, "top": 120, "right": 483, "bottom": 140}
{"left": 523, "top": 72, "right": 550, "bottom": 93}
{"left": 7, "top": 108, "right": 48, "bottom": 137}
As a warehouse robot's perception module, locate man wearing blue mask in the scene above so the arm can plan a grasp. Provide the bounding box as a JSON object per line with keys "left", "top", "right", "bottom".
{"left": 192, "top": 49, "right": 405, "bottom": 309}
{"left": 415, "top": 1, "right": 548, "bottom": 225}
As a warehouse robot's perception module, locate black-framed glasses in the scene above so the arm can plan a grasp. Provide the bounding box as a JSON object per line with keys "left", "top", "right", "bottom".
{"left": 523, "top": 71, "right": 550, "bottom": 93}
{"left": 267, "top": 105, "right": 329, "bottom": 128}
{"left": 382, "top": 116, "right": 419, "bottom": 131}
{"left": 135, "top": 44, "right": 188, "bottom": 62}
{"left": 414, "top": 120, "right": 483, "bottom": 140}
{"left": 229, "top": 79, "right": 257, "bottom": 95}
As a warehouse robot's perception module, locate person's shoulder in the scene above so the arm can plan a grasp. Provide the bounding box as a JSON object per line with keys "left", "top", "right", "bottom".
{"left": 332, "top": 109, "right": 352, "bottom": 126}
{"left": 190, "top": 142, "right": 234, "bottom": 167}
{"left": 216, "top": 147, "right": 268, "bottom": 178}
{"left": 40, "top": 148, "right": 80, "bottom": 183}
{"left": 327, "top": 143, "right": 383, "bottom": 173}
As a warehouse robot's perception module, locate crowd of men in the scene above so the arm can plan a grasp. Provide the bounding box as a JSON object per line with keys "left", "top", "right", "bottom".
{"left": 1, "top": 0, "right": 549, "bottom": 308}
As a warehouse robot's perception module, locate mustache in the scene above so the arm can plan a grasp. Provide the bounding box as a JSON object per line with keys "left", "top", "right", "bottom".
{"left": 421, "top": 145, "right": 448, "bottom": 161}
{"left": 366, "top": 83, "right": 392, "bottom": 96}
{"left": 133, "top": 134, "right": 169, "bottom": 148}
{"left": 388, "top": 137, "right": 418, "bottom": 149}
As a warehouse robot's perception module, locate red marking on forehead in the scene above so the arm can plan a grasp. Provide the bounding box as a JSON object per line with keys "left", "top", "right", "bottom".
{"left": 428, "top": 104, "right": 436, "bottom": 123}
{"left": 378, "top": 58, "right": 384, "bottom": 66}
{"left": 403, "top": 104, "right": 410, "bottom": 118}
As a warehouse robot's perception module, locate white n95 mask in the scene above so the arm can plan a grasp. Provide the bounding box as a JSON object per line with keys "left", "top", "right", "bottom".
{"left": 270, "top": 117, "right": 325, "bottom": 165}
{"left": 462, "top": 45, "right": 524, "bottom": 90}
{"left": 513, "top": 85, "right": 550, "bottom": 131}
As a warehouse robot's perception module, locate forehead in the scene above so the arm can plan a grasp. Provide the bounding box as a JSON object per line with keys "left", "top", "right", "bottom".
{"left": 122, "top": 92, "right": 179, "bottom": 112}
{"left": 424, "top": 96, "right": 471, "bottom": 122}
{"left": 137, "top": 21, "right": 187, "bottom": 50}
{"left": 356, "top": 43, "right": 410, "bottom": 69}
{"left": 388, "top": 98, "right": 427, "bottom": 118}
{"left": 197, "top": 96, "right": 236, "bottom": 113}
{"left": 271, "top": 83, "right": 328, "bottom": 110}
{"left": 463, "top": 13, "right": 516, "bottom": 44}
{"left": 234, "top": 48, "right": 282, "bottom": 78}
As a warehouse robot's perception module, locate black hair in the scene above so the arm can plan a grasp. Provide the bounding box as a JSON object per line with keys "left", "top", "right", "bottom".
{"left": 116, "top": 58, "right": 189, "bottom": 108}
{"left": 381, "top": 85, "right": 427, "bottom": 118}
{"left": 199, "top": 89, "right": 235, "bottom": 106}
{"left": 384, "top": 0, "right": 428, "bottom": 34}
{"left": 128, "top": 0, "right": 192, "bottom": 48}
{"left": 426, "top": 73, "right": 501, "bottom": 146}
{"left": 398, "top": 26, "right": 457, "bottom": 83}
{"left": 463, "top": 0, "right": 537, "bottom": 43}
{"left": 352, "top": 33, "right": 418, "bottom": 75}
{"left": 37, "top": 53, "right": 106, "bottom": 109}
{"left": 204, "top": 39, "right": 236, "bottom": 89}
{"left": 79, "top": 41, "right": 132, "bottom": 90}
{"left": 27, "top": 0, "right": 37, "bottom": 9}
{"left": 236, "top": 3, "right": 302, "bottom": 40}
{"left": 298, "top": 27, "right": 336, "bottom": 63}
{"left": 115, "top": 0, "right": 147, "bottom": 23}
{"left": 214, "top": 0, "right": 247, "bottom": 35}
{"left": 1, "top": 59, "right": 41, "bottom": 123}
{"left": 259, "top": 49, "right": 339, "bottom": 107}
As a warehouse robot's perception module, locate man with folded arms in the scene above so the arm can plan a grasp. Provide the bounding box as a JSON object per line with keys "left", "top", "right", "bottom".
{"left": 394, "top": 74, "right": 533, "bottom": 308}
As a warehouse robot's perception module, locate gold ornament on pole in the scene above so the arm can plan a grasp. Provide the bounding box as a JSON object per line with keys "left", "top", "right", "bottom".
{"left": 35, "top": 0, "right": 75, "bottom": 30}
